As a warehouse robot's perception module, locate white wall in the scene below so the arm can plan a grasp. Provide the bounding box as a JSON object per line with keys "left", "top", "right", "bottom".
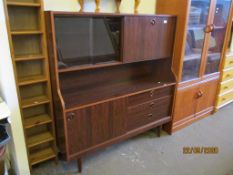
{"left": 0, "top": 0, "right": 30, "bottom": 175}
{"left": 44, "top": 0, "right": 156, "bottom": 14}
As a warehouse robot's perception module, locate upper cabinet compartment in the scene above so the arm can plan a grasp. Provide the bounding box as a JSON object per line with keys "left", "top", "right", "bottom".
{"left": 54, "top": 15, "right": 122, "bottom": 69}
{"left": 122, "top": 16, "right": 176, "bottom": 63}
{"left": 47, "top": 12, "right": 176, "bottom": 71}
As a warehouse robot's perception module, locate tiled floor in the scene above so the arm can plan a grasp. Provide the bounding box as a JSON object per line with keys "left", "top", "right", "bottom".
{"left": 32, "top": 104, "right": 233, "bottom": 175}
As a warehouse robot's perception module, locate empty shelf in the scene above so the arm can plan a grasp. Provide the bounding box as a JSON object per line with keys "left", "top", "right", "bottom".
{"left": 30, "top": 147, "right": 56, "bottom": 166}
{"left": 21, "top": 96, "right": 50, "bottom": 108}
{"left": 28, "top": 132, "right": 54, "bottom": 148}
{"left": 15, "top": 54, "right": 44, "bottom": 62}
{"left": 7, "top": 2, "right": 41, "bottom": 7}
{"left": 24, "top": 114, "right": 52, "bottom": 129}
{"left": 18, "top": 75, "right": 47, "bottom": 86}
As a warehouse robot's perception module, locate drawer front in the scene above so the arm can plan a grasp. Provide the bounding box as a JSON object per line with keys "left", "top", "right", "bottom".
{"left": 128, "top": 86, "right": 173, "bottom": 107}
{"left": 220, "top": 79, "right": 233, "bottom": 94}
{"left": 127, "top": 96, "right": 172, "bottom": 130}
{"left": 222, "top": 68, "right": 233, "bottom": 81}
{"left": 224, "top": 55, "right": 233, "bottom": 69}
{"left": 217, "top": 91, "right": 233, "bottom": 106}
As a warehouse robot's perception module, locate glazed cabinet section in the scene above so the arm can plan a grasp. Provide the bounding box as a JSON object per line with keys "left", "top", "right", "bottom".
{"left": 65, "top": 87, "right": 173, "bottom": 159}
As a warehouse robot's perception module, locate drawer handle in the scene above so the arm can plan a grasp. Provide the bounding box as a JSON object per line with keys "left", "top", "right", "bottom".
{"left": 223, "top": 86, "right": 229, "bottom": 90}
{"left": 150, "top": 90, "right": 154, "bottom": 97}
{"left": 229, "top": 61, "right": 233, "bottom": 64}
{"left": 151, "top": 19, "right": 156, "bottom": 25}
{"left": 148, "top": 114, "right": 153, "bottom": 118}
{"left": 150, "top": 102, "right": 155, "bottom": 107}
{"left": 67, "top": 112, "right": 75, "bottom": 121}
{"left": 222, "top": 98, "right": 226, "bottom": 101}
{"left": 197, "top": 91, "right": 204, "bottom": 98}
{"left": 226, "top": 74, "right": 231, "bottom": 78}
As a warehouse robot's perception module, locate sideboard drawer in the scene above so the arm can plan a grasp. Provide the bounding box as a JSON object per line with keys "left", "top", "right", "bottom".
{"left": 223, "top": 68, "right": 233, "bottom": 81}
{"left": 127, "top": 96, "right": 172, "bottom": 130}
{"left": 220, "top": 79, "right": 233, "bottom": 94}
{"left": 224, "top": 56, "right": 233, "bottom": 69}
{"left": 217, "top": 90, "right": 233, "bottom": 107}
{"left": 128, "top": 86, "right": 173, "bottom": 107}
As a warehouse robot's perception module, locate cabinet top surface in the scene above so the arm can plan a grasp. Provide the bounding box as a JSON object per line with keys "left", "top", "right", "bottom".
{"left": 46, "top": 11, "right": 176, "bottom": 18}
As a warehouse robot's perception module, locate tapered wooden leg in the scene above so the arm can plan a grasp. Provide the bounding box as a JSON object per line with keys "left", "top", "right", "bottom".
{"left": 157, "top": 125, "right": 162, "bottom": 137}
{"left": 77, "top": 158, "right": 82, "bottom": 173}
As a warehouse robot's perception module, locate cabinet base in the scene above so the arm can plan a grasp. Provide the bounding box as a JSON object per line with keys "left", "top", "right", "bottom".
{"left": 164, "top": 107, "right": 214, "bottom": 134}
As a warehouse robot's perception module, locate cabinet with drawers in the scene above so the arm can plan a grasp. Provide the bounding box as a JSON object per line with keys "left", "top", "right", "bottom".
{"left": 217, "top": 52, "right": 233, "bottom": 108}
{"left": 46, "top": 12, "right": 176, "bottom": 172}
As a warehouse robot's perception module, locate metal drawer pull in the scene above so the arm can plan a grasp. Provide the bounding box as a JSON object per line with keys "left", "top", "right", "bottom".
{"left": 67, "top": 112, "right": 75, "bottom": 121}
{"left": 148, "top": 114, "right": 153, "bottom": 118}
{"left": 150, "top": 91, "right": 154, "bottom": 97}
{"left": 150, "top": 102, "right": 155, "bottom": 107}
{"left": 223, "top": 86, "right": 229, "bottom": 90}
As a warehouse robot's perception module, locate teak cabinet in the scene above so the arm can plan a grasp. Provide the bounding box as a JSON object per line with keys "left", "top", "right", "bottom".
{"left": 157, "top": 0, "right": 233, "bottom": 132}
{"left": 46, "top": 12, "right": 176, "bottom": 172}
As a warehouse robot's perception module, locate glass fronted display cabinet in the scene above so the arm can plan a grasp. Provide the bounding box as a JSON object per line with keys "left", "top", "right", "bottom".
{"left": 157, "top": 0, "right": 233, "bottom": 133}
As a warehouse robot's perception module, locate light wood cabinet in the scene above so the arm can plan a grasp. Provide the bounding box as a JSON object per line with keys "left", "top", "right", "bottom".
{"left": 3, "top": 0, "right": 57, "bottom": 169}
{"left": 157, "top": 0, "right": 233, "bottom": 133}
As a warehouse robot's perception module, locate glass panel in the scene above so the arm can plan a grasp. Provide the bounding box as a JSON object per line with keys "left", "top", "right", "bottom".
{"left": 182, "top": 0, "right": 211, "bottom": 81}
{"left": 55, "top": 16, "right": 121, "bottom": 69}
{"left": 205, "top": 0, "right": 231, "bottom": 75}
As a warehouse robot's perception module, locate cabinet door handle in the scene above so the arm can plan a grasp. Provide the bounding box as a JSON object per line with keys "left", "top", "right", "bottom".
{"left": 197, "top": 91, "right": 204, "bottom": 98}
{"left": 150, "top": 19, "right": 156, "bottom": 25}
{"left": 67, "top": 112, "right": 75, "bottom": 121}
{"left": 204, "top": 24, "right": 214, "bottom": 33}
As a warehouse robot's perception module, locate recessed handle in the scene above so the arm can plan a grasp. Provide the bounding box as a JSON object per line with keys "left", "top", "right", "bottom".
{"left": 150, "top": 19, "right": 156, "bottom": 25}
{"left": 67, "top": 112, "right": 75, "bottom": 121}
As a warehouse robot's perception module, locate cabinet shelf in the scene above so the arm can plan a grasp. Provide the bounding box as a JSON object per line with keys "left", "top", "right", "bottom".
{"left": 18, "top": 75, "right": 47, "bottom": 86}
{"left": 15, "top": 54, "right": 44, "bottom": 62}
{"left": 21, "top": 96, "right": 50, "bottom": 109}
{"left": 24, "top": 114, "right": 52, "bottom": 129}
{"left": 59, "top": 61, "right": 122, "bottom": 73}
{"left": 7, "top": 2, "right": 41, "bottom": 7}
{"left": 30, "top": 147, "right": 56, "bottom": 166}
{"left": 63, "top": 77, "right": 175, "bottom": 109}
{"left": 28, "top": 132, "right": 54, "bottom": 148}
{"left": 11, "top": 30, "right": 43, "bottom": 35}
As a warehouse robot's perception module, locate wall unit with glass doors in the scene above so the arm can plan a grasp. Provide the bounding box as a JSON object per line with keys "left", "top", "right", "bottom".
{"left": 157, "top": 0, "right": 233, "bottom": 133}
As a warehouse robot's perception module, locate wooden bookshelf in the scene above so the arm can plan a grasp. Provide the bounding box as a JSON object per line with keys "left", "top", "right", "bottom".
{"left": 3, "top": 0, "right": 57, "bottom": 170}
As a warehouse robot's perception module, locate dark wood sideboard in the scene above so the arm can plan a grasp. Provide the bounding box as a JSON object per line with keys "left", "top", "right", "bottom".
{"left": 45, "top": 11, "right": 177, "bottom": 172}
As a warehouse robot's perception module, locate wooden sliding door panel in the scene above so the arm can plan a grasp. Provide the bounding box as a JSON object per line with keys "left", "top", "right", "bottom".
{"left": 123, "top": 16, "right": 175, "bottom": 62}
{"left": 66, "top": 98, "right": 127, "bottom": 155}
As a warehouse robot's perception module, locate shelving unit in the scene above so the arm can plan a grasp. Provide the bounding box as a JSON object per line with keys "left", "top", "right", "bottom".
{"left": 3, "top": 0, "right": 57, "bottom": 169}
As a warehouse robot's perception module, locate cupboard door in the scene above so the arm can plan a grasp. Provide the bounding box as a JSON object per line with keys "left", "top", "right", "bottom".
{"left": 204, "top": 0, "right": 231, "bottom": 75}
{"left": 173, "top": 84, "right": 200, "bottom": 122}
{"left": 66, "top": 98, "right": 127, "bottom": 156}
{"left": 196, "top": 78, "right": 218, "bottom": 113}
{"left": 123, "top": 16, "right": 175, "bottom": 63}
{"left": 182, "top": 0, "right": 211, "bottom": 81}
